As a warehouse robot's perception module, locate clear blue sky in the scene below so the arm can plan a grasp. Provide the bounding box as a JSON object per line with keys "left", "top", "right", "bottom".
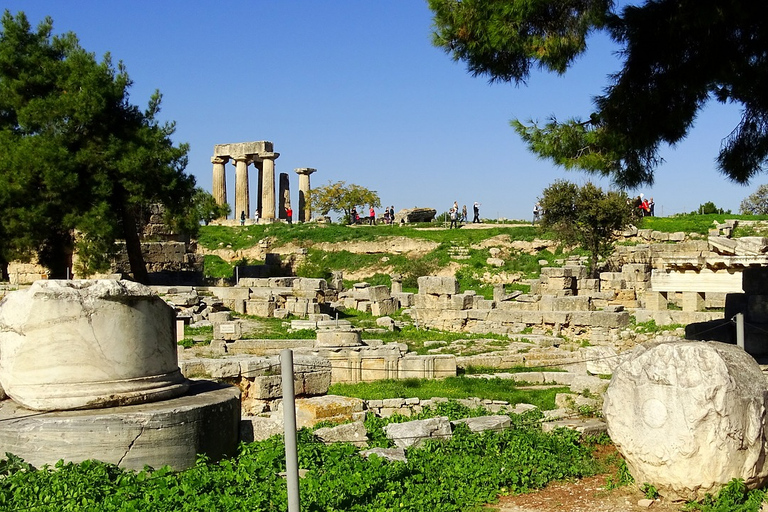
{"left": 4, "top": 1, "right": 755, "bottom": 220}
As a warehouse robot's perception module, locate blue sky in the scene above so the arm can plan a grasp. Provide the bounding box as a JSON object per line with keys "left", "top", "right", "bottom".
{"left": 4, "top": 1, "right": 754, "bottom": 220}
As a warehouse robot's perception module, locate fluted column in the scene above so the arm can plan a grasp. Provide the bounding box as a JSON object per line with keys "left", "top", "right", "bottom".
{"left": 279, "top": 173, "right": 290, "bottom": 219}
{"left": 295, "top": 168, "right": 317, "bottom": 222}
{"left": 233, "top": 156, "right": 250, "bottom": 223}
{"left": 260, "top": 152, "right": 279, "bottom": 220}
{"left": 211, "top": 156, "right": 229, "bottom": 218}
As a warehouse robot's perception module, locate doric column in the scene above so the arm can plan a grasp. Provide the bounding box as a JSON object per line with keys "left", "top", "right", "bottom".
{"left": 233, "top": 155, "right": 250, "bottom": 223}
{"left": 279, "top": 173, "right": 290, "bottom": 219}
{"left": 211, "top": 156, "right": 229, "bottom": 217}
{"left": 295, "top": 167, "right": 317, "bottom": 222}
{"left": 254, "top": 160, "right": 264, "bottom": 218}
{"left": 260, "top": 152, "right": 279, "bottom": 220}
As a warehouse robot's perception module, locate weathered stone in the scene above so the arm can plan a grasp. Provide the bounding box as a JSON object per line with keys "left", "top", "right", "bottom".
{"left": 417, "top": 276, "right": 459, "bottom": 295}
{"left": 452, "top": 415, "right": 510, "bottom": 433}
{"left": 314, "top": 421, "right": 368, "bottom": 447}
{"left": 604, "top": 341, "right": 768, "bottom": 500}
{"left": 384, "top": 416, "right": 452, "bottom": 449}
{"left": 240, "top": 415, "right": 283, "bottom": 442}
{"left": 360, "top": 447, "right": 407, "bottom": 462}
{"left": 214, "top": 320, "right": 243, "bottom": 341}
{"left": 585, "top": 346, "right": 620, "bottom": 375}
{"left": 291, "top": 395, "right": 365, "bottom": 428}
{"left": 0, "top": 280, "right": 187, "bottom": 411}
{"left": 316, "top": 329, "right": 362, "bottom": 347}
{"left": 0, "top": 379, "right": 239, "bottom": 471}
{"left": 394, "top": 207, "right": 437, "bottom": 224}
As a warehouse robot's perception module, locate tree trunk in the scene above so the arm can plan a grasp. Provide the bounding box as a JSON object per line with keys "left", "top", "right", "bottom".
{"left": 121, "top": 206, "right": 149, "bottom": 285}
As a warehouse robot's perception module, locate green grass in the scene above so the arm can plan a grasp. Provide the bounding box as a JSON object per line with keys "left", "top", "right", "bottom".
{"left": 329, "top": 376, "right": 568, "bottom": 410}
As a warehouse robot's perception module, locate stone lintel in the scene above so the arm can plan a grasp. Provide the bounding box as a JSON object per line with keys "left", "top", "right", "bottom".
{"left": 214, "top": 141, "right": 274, "bottom": 158}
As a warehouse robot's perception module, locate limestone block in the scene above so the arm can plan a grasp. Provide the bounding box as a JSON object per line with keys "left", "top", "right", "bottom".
{"left": 452, "top": 415, "right": 510, "bottom": 433}
{"left": 541, "top": 267, "right": 573, "bottom": 278}
{"left": 467, "top": 309, "right": 491, "bottom": 321}
{"left": 668, "top": 232, "right": 686, "bottom": 241}
{"left": 217, "top": 287, "right": 251, "bottom": 301}
{"left": 553, "top": 296, "right": 592, "bottom": 312}
{"left": 486, "top": 257, "right": 505, "bottom": 267}
{"left": 356, "top": 300, "right": 372, "bottom": 313}
{"left": 681, "top": 292, "right": 705, "bottom": 312}
{"left": 570, "top": 375, "right": 608, "bottom": 395}
{"left": 360, "top": 447, "right": 407, "bottom": 462}
{"left": 240, "top": 416, "right": 283, "bottom": 442}
{"left": 645, "top": 291, "right": 669, "bottom": 311}
{"left": 604, "top": 341, "right": 768, "bottom": 500}
{"left": 384, "top": 416, "right": 452, "bottom": 449}
{"left": 314, "top": 421, "right": 368, "bottom": 447}
{"left": 237, "top": 278, "right": 270, "bottom": 287}
{"left": 0, "top": 379, "right": 239, "bottom": 471}
{"left": 589, "top": 311, "right": 631, "bottom": 328}
{"left": 519, "top": 311, "right": 544, "bottom": 325}
{"left": 586, "top": 346, "right": 620, "bottom": 375}
{"left": 316, "top": 330, "right": 362, "bottom": 347}
{"left": 450, "top": 293, "right": 474, "bottom": 310}
{"left": 294, "top": 277, "right": 327, "bottom": 291}
{"left": 269, "top": 277, "right": 298, "bottom": 288}
{"left": 367, "top": 285, "right": 391, "bottom": 302}
{"left": 399, "top": 355, "right": 456, "bottom": 379}
{"left": 371, "top": 298, "right": 397, "bottom": 316}
{"left": 246, "top": 300, "right": 276, "bottom": 317}
{"left": 417, "top": 276, "right": 459, "bottom": 295}
{"left": 393, "top": 292, "right": 414, "bottom": 308}
{"left": 541, "top": 277, "right": 574, "bottom": 290}
{"left": 0, "top": 280, "right": 188, "bottom": 411}
{"left": 214, "top": 320, "right": 243, "bottom": 341}
{"left": 542, "top": 311, "right": 570, "bottom": 325}
{"left": 208, "top": 311, "right": 232, "bottom": 323}
{"left": 292, "top": 395, "right": 365, "bottom": 429}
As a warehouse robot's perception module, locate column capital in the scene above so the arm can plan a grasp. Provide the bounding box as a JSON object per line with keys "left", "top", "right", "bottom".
{"left": 295, "top": 167, "right": 317, "bottom": 176}
{"left": 211, "top": 156, "right": 229, "bottom": 164}
{"left": 230, "top": 154, "right": 253, "bottom": 164}
{"left": 260, "top": 152, "right": 280, "bottom": 161}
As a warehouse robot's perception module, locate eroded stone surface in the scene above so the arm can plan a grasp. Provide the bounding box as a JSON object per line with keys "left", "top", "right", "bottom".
{"left": 603, "top": 341, "right": 768, "bottom": 500}
{"left": 0, "top": 280, "right": 187, "bottom": 411}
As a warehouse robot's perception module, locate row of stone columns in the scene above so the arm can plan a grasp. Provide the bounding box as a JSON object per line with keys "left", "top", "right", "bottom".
{"left": 211, "top": 142, "right": 316, "bottom": 222}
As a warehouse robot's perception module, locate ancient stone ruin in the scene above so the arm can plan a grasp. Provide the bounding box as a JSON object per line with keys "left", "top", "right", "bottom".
{"left": 604, "top": 341, "right": 768, "bottom": 500}
{"left": 0, "top": 280, "right": 240, "bottom": 471}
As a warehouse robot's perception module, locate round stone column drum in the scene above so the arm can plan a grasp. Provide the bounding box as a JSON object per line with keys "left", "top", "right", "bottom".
{"left": 0, "top": 280, "right": 189, "bottom": 411}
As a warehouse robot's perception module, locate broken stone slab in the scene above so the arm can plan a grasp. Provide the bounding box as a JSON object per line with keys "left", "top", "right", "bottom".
{"left": 279, "top": 395, "right": 365, "bottom": 429}
{"left": 384, "top": 416, "right": 452, "bottom": 449}
{"left": 451, "top": 415, "right": 510, "bottom": 433}
{"left": 0, "top": 379, "right": 239, "bottom": 471}
{"left": 314, "top": 420, "right": 368, "bottom": 447}
{"left": 360, "top": 447, "right": 407, "bottom": 463}
{"left": 0, "top": 280, "right": 188, "bottom": 411}
{"left": 603, "top": 340, "right": 768, "bottom": 500}
{"left": 240, "top": 415, "right": 283, "bottom": 442}
{"left": 542, "top": 417, "right": 608, "bottom": 435}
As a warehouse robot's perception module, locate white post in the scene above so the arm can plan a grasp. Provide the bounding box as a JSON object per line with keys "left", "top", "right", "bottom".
{"left": 281, "top": 349, "right": 301, "bottom": 512}
{"left": 736, "top": 313, "right": 745, "bottom": 350}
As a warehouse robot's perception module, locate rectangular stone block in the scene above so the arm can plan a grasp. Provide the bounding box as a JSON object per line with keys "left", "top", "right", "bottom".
{"left": 393, "top": 292, "right": 414, "bottom": 308}
{"left": 589, "top": 311, "right": 630, "bottom": 328}
{"left": 245, "top": 300, "right": 276, "bottom": 317}
{"left": 541, "top": 267, "right": 573, "bottom": 278}
{"left": 268, "top": 277, "right": 298, "bottom": 287}
{"left": 519, "top": 311, "right": 544, "bottom": 325}
{"left": 368, "top": 285, "right": 391, "bottom": 302}
{"left": 371, "top": 298, "right": 397, "bottom": 316}
{"left": 214, "top": 320, "right": 243, "bottom": 341}
{"left": 237, "top": 278, "right": 270, "bottom": 287}
{"left": 644, "top": 291, "right": 668, "bottom": 310}
{"left": 450, "top": 294, "right": 473, "bottom": 310}
{"left": 552, "top": 296, "right": 591, "bottom": 312}
{"left": 417, "top": 276, "right": 459, "bottom": 295}
{"left": 487, "top": 309, "right": 522, "bottom": 324}
{"left": 681, "top": 291, "right": 705, "bottom": 312}
{"left": 294, "top": 277, "right": 327, "bottom": 291}
{"left": 466, "top": 309, "right": 491, "bottom": 321}
{"left": 542, "top": 311, "right": 570, "bottom": 325}
{"left": 541, "top": 277, "right": 574, "bottom": 290}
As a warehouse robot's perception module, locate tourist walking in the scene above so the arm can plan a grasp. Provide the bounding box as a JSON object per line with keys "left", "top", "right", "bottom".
{"left": 648, "top": 197, "right": 655, "bottom": 216}
{"left": 473, "top": 202, "right": 481, "bottom": 223}
{"left": 533, "top": 203, "right": 541, "bottom": 225}
{"left": 449, "top": 208, "right": 458, "bottom": 229}
{"left": 461, "top": 205, "right": 467, "bottom": 223}
{"left": 369, "top": 206, "right": 376, "bottom": 225}
{"left": 389, "top": 206, "right": 395, "bottom": 225}
{"left": 350, "top": 207, "right": 358, "bottom": 225}
{"left": 286, "top": 206, "right": 293, "bottom": 225}
{"left": 240, "top": 210, "right": 246, "bottom": 226}
{"left": 253, "top": 209, "right": 259, "bottom": 224}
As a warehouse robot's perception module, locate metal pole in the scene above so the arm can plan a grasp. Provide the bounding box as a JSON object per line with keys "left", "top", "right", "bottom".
{"left": 281, "top": 349, "right": 301, "bottom": 512}
{"left": 736, "top": 313, "right": 745, "bottom": 350}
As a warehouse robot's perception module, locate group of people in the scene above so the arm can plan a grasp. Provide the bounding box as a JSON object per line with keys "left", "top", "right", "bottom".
{"left": 448, "top": 201, "right": 481, "bottom": 228}
{"left": 633, "top": 195, "right": 655, "bottom": 217}
{"left": 350, "top": 205, "right": 396, "bottom": 225}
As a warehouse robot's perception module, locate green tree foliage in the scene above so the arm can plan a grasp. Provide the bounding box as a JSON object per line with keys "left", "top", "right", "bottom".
{"left": 696, "top": 201, "right": 729, "bottom": 215}
{"left": 307, "top": 180, "right": 381, "bottom": 223}
{"left": 0, "top": 11, "right": 195, "bottom": 281}
{"left": 740, "top": 185, "right": 768, "bottom": 215}
{"left": 429, "top": 0, "right": 768, "bottom": 187}
{"left": 191, "top": 188, "right": 230, "bottom": 226}
{"left": 539, "top": 180, "right": 632, "bottom": 278}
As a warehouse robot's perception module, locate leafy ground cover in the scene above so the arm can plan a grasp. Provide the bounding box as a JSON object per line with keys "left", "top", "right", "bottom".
{"left": 0, "top": 402, "right": 601, "bottom": 512}
{"left": 639, "top": 214, "right": 768, "bottom": 235}
{"left": 328, "top": 376, "right": 568, "bottom": 410}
